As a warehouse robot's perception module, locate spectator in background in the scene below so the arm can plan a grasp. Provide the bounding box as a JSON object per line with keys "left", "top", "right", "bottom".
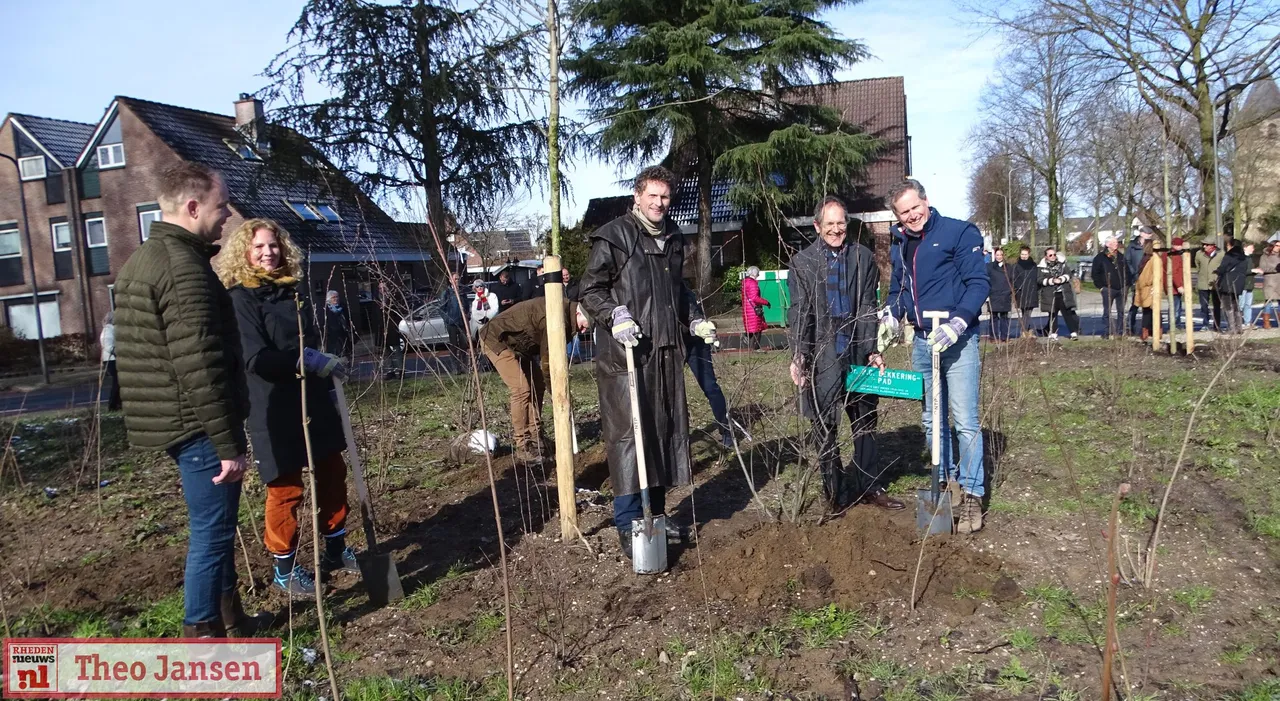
{"left": 323, "top": 290, "right": 350, "bottom": 359}
{"left": 438, "top": 273, "right": 468, "bottom": 368}
{"left": 100, "top": 312, "right": 121, "bottom": 411}
{"left": 1134, "top": 238, "right": 1158, "bottom": 340}
{"left": 523, "top": 264, "right": 544, "bottom": 300}
{"left": 1038, "top": 248, "right": 1080, "bottom": 339}
{"left": 1215, "top": 237, "right": 1249, "bottom": 335}
{"left": 1195, "top": 237, "right": 1224, "bottom": 332}
{"left": 1126, "top": 229, "right": 1152, "bottom": 335}
{"left": 488, "top": 268, "right": 523, "bottom": 315}
{"left": 1256, "top": 241, "right": 1280, "bottom": 328}
{"left": 533, "top": 268, "right": 580, "bottom": 301}
{"left": 741, "top": 266, "right": 771, "bottom": 351}
{"left": 1012, "top": 246, "right": 1039, "bottom": 336}
{"left": 377, "top": 280, "right": 405, "bottom": 379}
{"left": 986, "top": 249, "right": 1013, "bottom": 342}
{"left": 1092, "top": 236, "right": 1127, "bottom": 338}
{"left": 1169, "top": 238, "right": 1187, "bottom": 329}
{"left": 469, "top": 280, "right": 498, "bottom": 338}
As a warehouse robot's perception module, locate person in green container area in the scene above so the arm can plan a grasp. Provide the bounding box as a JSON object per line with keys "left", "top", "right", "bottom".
{"left": 741, "top": 266, "right": 771, "bottom": 351}
{"left": 788, "top": 195, "right": 904, "bottom": 514}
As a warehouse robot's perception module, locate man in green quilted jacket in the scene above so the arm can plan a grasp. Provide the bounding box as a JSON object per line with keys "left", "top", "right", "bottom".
{"left": 115, "top": 163, "right": 249, "bottom": 638}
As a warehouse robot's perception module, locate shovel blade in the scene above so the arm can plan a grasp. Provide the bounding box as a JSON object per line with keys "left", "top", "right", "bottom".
{"left": 915, "top": 489, "right": 954, "bottom": 536}
{"left": 356, "top": 551, "right": 404, "bottom": 607}
{"left": 631, "top": 514, "right": 668, "bottom": 575}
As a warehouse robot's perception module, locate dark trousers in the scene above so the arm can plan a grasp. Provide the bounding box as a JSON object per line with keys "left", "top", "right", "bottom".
{"left": 745, "top": 332, "right": 764, "bottom": 350}
{"left": 103, "top": 360, "right": 121, "bottom": 410}
{"left": 1127, "top": 287, "right": 1140, "bottom": 335}
{"left": 1141, "top": 308, "right": 1153, "bottom": 334}
{"left": 812, "top": 391, "right": 879, "bottom": 510}
{"left": 1044, "top": 293, "right": 1080, "bottom": 336}
{"left": 1019, "top": 307, "right": 1037, "bottom": 336}
{"left": 167, "top": 434, "right": 241, "bottom": 626}
{"left": 686, "top": 340, "right": 728, "bottom": 429}
{"left": 989, "top": 312, "right": 1010, "bottom": 341}
{"left": 614, "top": 487, "right": 666, "bottom": 530}
{"left": 1198, "top": 290, "right": 1222, "bottom": 331}
{"left": 1100, "top": 288, "right": 1124, "bottom": 338}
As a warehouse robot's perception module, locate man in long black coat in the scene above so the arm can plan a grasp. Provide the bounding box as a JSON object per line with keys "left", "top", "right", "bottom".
{"left": 788, "top": 196, "right": 903, "bottom": 513}
{"left": 580, "top": 166, "right": 714, "bottom": 557}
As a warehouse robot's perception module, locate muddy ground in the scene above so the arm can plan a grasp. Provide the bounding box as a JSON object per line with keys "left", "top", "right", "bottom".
{"left": 2, "top": 338, "right": 1279, "bottom": 700}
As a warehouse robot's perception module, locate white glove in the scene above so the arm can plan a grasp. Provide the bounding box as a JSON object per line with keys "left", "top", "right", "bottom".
{"left": 690, "top": 319, "right": 717, "bottom": 344}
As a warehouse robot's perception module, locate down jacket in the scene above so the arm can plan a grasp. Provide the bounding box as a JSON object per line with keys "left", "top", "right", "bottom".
{"left": 114, "top": 222, "right": 248, "bottom": 459}
{"left": 741, "top": 276, "right": 770, "bottom": 334}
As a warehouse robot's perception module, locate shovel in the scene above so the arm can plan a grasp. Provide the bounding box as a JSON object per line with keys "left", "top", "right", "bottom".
{"left": 625, "top": 344, "right": 667, "bottom": 574}
{"left": 333, "top": 378, "right": 405, "bottom": 605}
{"left": 916, "top": 311, "right": 954, "bottom": 536}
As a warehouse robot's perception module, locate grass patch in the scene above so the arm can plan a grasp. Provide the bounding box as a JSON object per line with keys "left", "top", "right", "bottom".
{"left": 787, "top": 604, "right": 862, "bottom": 649}
{"left": 1173, "top": 585, "right": 1215, "bottom": 614}
{"left": 343, "top": 675, "right": 480, "bottom": 701}
{"left": 996, "top": 656, "right": 1033, "bottom": 695}
{"left": 125, "top": 592, "right": 184, "bottom": 637}
{"left": 679, "top": 636, "right": 770, "bottom": 697}
{"left": 1006, "top": 628, "right": 1038, "bottom": 651}
{"left": 1219, "top": 642, "right": 1256, "bottom": 665}
{"left": 401, "top": 562, "right": 468, "bottom": 611}
{"left": 1238, "top": 679, "right": 1280, "bottom": 701}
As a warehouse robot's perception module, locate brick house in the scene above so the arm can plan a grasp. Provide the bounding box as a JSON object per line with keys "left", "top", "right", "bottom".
{"left": 0, "top": 94, "right": 429, "bottom": 343}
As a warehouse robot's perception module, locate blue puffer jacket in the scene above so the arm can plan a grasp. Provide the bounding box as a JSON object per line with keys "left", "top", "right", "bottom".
{"left": 886, "top": 208, "right": 991, "bottom": 329}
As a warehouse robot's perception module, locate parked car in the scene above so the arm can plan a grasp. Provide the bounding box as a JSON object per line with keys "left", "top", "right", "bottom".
{"left": 398, "top": 290, "right": 477, "bottom": 348}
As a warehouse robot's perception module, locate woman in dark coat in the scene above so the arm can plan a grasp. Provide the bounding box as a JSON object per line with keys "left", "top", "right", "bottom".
{"left": 986, "top": 249, "right": 1013, "bottom": 341}
{"left": 1037, "top": 247, "right": 1080, "bottom": 339}
{"left": 1011, "top": 246, "right": 1040, "bottom": 336}
{"left": 216, "top": 218, "right": 357, "bottom": 598}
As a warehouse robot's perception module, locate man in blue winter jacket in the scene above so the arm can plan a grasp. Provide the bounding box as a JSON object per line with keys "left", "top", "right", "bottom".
{"left": 881, "top": 179, "right": 990, "bottom": 534}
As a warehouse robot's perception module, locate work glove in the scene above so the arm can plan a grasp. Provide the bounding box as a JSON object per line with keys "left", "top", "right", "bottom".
{"left": 877, "top": 321, "right": 896, "bottom": 353}
{"left": 928, "top": 317, "right": 968, "bottom": 354}
{"left": 301, "top": 348, "right": 347, "bottom": 381}
{"left": 690, "top": 319, "right": 717, "bottom": 344}
{"left": 611, "top": 306, "right": 642, "bottom": 348}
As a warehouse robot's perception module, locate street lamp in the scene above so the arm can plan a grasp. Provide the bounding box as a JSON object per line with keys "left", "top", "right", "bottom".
{"left": 0, "top": 152, "right": 51, "bottom": 384}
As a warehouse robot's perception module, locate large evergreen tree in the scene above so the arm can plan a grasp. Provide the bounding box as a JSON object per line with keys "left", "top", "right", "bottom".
{"left": 263, "top": 0, "right": 542, "bottom": 247}
{"left": 565, "top": 0, "right": 871, "bottom": 294}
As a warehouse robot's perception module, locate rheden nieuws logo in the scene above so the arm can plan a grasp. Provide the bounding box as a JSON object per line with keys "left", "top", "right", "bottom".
{"left": 4, "top": 638, "right": 281, "bottom": 699}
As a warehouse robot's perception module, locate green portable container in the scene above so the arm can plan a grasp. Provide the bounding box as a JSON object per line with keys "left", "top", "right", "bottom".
{"left": 752, "top": 270, "right": 790, "bottom": 327}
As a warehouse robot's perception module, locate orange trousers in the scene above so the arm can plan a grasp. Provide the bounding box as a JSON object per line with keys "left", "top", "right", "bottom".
{"left": 263, "top": 451, "right": 350, "bottom": 556}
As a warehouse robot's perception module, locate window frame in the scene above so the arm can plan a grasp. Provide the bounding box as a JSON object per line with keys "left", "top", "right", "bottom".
{"left": 96, "top": 143, "right": 126, "bottom": 169}
{"left": 223, "top": 138, "right": 262, "bottom": 162}
{"left": 285, "top": 200, "right": 324, "bottom": 222}
{"left": 0, "top": 227, "right": 23, "bottom": 259}
{"left": 18, "top": 156, "right": 46, "bottom": 181}
{"left": 51, "top": 222, "right": 72, "bottom": 252}
{"left": 137, "top": 205, "right": 162, "bottom": 242}
{"left": 84, "top": 217, "right": 108, "bottom": 248}
{"left": 312, "top": 203, "right": 342, "bottom": 222}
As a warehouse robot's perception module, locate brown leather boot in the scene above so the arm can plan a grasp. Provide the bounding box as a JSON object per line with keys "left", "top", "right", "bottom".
{"left": 1141, "top": 328, "right": 1150, "bottom": 341}
{"left": 182, "top": 620, "right": 226, "bottom": 638}
{"left": 1265, "top": 314, "right": 1273, "bottom": 329}
{"left": 220, "top": 591, "right": 259, "bottom": 637}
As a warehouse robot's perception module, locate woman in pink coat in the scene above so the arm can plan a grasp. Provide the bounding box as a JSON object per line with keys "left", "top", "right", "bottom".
{"left": 741, "top": 266, "right": 771, "bottom": 350}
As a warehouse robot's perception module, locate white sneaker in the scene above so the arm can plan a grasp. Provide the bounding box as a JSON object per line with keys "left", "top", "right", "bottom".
{"left": 1048, "top": 333, "right": 1058, "bottom": 340}
{"left": 1070, "top": 332, "right": 1078, "bottom": 339}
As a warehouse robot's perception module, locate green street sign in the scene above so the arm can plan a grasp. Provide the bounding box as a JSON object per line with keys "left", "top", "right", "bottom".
{"left": 845, "top": 366, "right": 924, "bottom": 400}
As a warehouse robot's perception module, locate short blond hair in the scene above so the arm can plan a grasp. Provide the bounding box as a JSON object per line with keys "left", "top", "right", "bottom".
{"left": 215, "top": 218, "right": 303, "bottom": 287}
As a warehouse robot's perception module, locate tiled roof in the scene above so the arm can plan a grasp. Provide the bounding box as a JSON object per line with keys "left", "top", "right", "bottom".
{"left": 118, "top": 96, "right": 425, "bottom": 258}
{"left": 10, "top": 113, "right": 95, "bottom": 167}
{"left": 582, "top": 195, "right": 632, "bottom": 230}
{"left": 1240, "top": 78, "right": 1280, "bottom": 125}
{"left": 668, "top": 177, "right": 747, "bottom": 227}
{"left": 782, "top": 76, "right": 909, "bottom": 211}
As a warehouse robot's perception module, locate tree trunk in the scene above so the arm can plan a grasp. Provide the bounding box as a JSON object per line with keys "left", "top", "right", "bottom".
{"left": 414, "top": 0, "right": 448, "bottom": 247}
{"left": 690, "top": 80, "right": 713, "bottom": 297}
{"left": 1192, "top": 35, "right": 1218, "bottom": 241}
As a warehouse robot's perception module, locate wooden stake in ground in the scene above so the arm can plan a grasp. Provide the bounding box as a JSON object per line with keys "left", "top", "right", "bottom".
{"left": 1183, "top": 251, "right": 1194, "bottom": 353}
{"left": 1101, "top": 482, "right": 1129, "bottom": 701}
{"left": 542, "top": 255, "right": 578, "bottom": 539}
{"left": 1152, "top": 253, "right": 1163, "bottom": 351}
{"left": 296, "top": 300, "right": 340, "bottom": 701}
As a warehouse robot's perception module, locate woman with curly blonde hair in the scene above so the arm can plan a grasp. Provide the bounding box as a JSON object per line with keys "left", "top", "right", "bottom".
{"left": 216, "top": 218, "right": 358, "bottom": 598}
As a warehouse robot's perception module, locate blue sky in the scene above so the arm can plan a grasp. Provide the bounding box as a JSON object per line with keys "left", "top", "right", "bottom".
{"left": 0, "top": 0, "right": 996, "bottom": 225}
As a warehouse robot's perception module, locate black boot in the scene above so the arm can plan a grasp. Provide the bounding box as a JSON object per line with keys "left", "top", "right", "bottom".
{"left": 617, "top": 527, "right": 633, "bottom": 560}
{"left": 220, "top": 590, "right": 260, "bottom": 637}
{"left": 182, "top": 620, "right": 226, "bottom": 638}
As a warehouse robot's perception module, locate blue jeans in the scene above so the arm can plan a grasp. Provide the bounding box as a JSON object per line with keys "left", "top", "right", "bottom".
{"left": 167, "top": 434, "right": 241, "bottom": 626}
{"left": 1173, "top": 295, "right": 1184, "bottom": 329}
{"left": 685, "top": 340, "right": 728, "bottom": 428}
{"left": 566, "top": 335, "right": 581, "bottom": 362}
{"left": 912, "top": 330, "right": 985, "bottom": 497}
{"left": 614, "top": 487, "right": 666, "bottom": 530}
{"left": 1240, "top": 290, "right": 1254, "bottom": 326}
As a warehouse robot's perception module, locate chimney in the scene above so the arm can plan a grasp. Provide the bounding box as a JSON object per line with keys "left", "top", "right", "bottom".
{"left": 234, "top": 93, "right": 264, "bottom": 144}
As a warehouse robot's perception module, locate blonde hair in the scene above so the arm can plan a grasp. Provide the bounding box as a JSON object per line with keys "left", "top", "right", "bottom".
{"left": 215, "top": 218, "right": 303, "bottom": 287}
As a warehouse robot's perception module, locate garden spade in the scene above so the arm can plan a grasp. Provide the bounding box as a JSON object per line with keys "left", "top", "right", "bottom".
{"left": 916, "top": 311, "right": 954, "bottom": 536}
{"left": 333, "top": 379, "right": 405, "bottom": 605}
{"left": 625, "top": 344, "right": 667, "bottom": 574}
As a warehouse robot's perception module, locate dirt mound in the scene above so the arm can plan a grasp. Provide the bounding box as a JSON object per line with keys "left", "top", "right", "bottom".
{"left": 686, "top": 509, "right": 1013, "bottom": 615}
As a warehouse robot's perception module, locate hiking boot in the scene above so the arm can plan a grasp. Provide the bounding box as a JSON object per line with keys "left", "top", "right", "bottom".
{"left": 720, "top": 431, "right": 735, "bottom": 450}
{"left": 617, "top": 528, "right": 633, "bottom": 560}
{"left": 956, "top": 493, "right": 984, "bottom": 535}
{"left": 514, "top": 447, "right": 543, "bottom": 465}
{"left": 182, "top": 620, "right": 226, "bottom": 639}
{"left": 321, "top": 546, "right": 361, "bottom": 576}
{"left": 273, "top": 566, "right": 317, "bottom": 598}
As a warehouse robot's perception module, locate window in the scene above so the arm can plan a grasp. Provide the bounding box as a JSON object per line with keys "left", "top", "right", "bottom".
{"left": 97, "top": 143, "right": 125, "bottom": 169}
{"left": 312, "top": 203, "right": 341, "bottom": 222}
{"left": 18, "top": 156, "right": 46, "bottom": 181}
{"left": 51, "top": 222, "right": 72, "bottom": 252}
{"left": 138, "top": 207, "right": 162, "bottom": 241}
{"left": 286, "top": 201, "right": 323, "bottom": 221}
{"left": 0, "top": 227, "right": 21, "bottom": 258}
{"left": 223, "top": 138, "right": 261, "bottom": 161}
{"left": 85, "top": 218, "right": 107, "bottom": 247}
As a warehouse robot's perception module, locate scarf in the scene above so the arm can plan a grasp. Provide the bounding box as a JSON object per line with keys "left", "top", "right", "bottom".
{"left": 239, "top": 267, "right": 298, "bottom": 289}
{"left": 631, "top": 204, "right": 664, "bottom": 238}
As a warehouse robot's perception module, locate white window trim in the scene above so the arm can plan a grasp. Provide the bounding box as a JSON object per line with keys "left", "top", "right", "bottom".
{"left": 84, "top": 217, "right": 108, "bottom": 248}
{"left": 284, "top": 200, "right": 323, "bottom": 222}
{"left": 0, "top": 228, "right": 23, "bottom": 259}
{"left": 137, "top": 207, "right": 162, "bottom": 242}
{"left": 18, "top": 156, "right": 46, "bottom": 181}
{"left": 97, "top": 143, "right": 125, "bottom": 169}
{"left": 51, "top": 222, "right": 72, "bottom": 252}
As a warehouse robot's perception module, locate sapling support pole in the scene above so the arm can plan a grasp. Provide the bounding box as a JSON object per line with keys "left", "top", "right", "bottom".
{"left": 542, "top": 255, "right": 577, "bottom": 539}
{"left": 1183, "top": 252, "right": 1195, "bottom": 353}
{"left": 1152, "top": 253, "right": 1163, "bottom": 351}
